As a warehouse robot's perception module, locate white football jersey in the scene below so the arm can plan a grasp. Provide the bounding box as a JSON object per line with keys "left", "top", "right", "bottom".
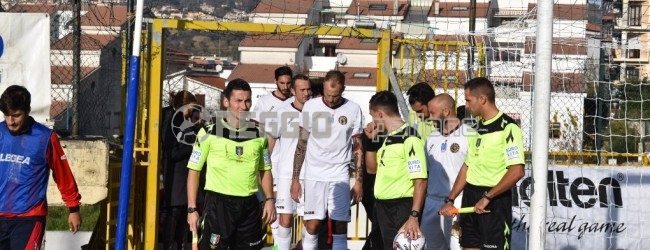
{"left": 301, "top": 98, "right": 363, "bottom": 181}
{"left": 267, "top": 102, "right": 304, "bottom": 179}
{"left": 252, "top": 92, "right": 289, "bottom": 124}
{"left": 425, "top": 124, "right": 475, "bottom": 200}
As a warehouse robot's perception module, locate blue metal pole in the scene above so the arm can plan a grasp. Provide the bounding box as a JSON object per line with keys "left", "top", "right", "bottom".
{"left": 115, "top": 0, "right": 144, "bottom": 246}
{"left": 115, "top": 56, "right": 140, "bottom": 250}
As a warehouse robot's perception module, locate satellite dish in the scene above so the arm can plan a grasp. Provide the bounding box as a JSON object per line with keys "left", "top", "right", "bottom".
{"left": 336, "top": 53, "right": 347, "bottom": 65}
{"left": 216, "top": 64, "right": 223, "bottom": 72}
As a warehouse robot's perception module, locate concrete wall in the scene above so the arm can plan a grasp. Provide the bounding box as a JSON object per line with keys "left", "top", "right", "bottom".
{"left": 47, "top": 138, "right": 108, "bottom": 205}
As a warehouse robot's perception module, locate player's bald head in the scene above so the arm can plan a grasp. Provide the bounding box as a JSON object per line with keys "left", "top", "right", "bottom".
{"left": 429, "top": 93, "right": 455, "bottom": 111}
{"left": 427, "top": 93, "right": 458, "bottom": 121}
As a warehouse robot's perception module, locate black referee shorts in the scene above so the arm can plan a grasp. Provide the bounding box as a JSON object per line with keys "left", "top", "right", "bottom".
{"left": 200, "top": 191, "right": 263, "bottom": 250}
{"left": 375, "top": 198, "right": 413, "bottom": 250}
{"left": 459, "top": 183, "right": 513, "bottom": 250}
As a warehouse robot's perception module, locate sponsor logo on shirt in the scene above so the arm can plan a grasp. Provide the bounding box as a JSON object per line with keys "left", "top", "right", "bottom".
{"left": 408, "top": 159, "right": 422, "bottom": 173}
{"left": 338, "top": 116, "right": 348, "bottom": 125}
{"left": 189, "top": 150, "right": 201, "bottom": 164}
{"left": 0, "top": 153, "right": 30, "bottom": 165}
{"left": 506, "top": 145, "right": 520, "bottom": 161}
{"left": 263, "top": 151, "right": 271, "bottom": 165}
{"left": 450, "top": 143, "right": 460, "bottom": 153}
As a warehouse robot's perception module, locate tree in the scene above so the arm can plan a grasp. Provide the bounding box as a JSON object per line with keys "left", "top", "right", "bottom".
{"left": 550, "top": 109, "right": 582, "bottom": 152}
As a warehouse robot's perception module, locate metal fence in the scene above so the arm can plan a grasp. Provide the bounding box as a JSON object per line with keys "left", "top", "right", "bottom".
{"left": 5, "top": 2, "right": 126, "bottom": 138}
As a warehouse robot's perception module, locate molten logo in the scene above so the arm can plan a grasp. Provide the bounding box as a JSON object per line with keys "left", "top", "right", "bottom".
{"left": 514, "top": 170, "right": 623, "bottom": 208}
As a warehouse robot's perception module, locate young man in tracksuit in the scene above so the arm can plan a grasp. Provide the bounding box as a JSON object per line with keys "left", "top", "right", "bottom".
{"left": 0, "top": 85, "right": 82, "bottom": 249}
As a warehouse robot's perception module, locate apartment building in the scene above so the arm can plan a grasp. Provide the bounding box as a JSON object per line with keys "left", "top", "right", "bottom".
{"left": 603, "top": 0, "right": 650, "bottom": 81}
{"left": 7, "top": 4, "right": 128, "bottom": 137}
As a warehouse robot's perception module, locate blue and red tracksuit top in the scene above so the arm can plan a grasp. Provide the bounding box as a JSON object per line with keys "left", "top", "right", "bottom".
{"left": 0, "top": 118, "right": 81, "bottom": 217}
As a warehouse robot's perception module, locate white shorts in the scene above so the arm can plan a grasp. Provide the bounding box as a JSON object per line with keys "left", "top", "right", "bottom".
{"left": 275, "top": 178, "right": 304, "bottom": 215}
{"left": 273, "top": 178, "right": 278, "bottom": 192}
{"left": 302, "top": 179, "right": 351, "bottom": 221}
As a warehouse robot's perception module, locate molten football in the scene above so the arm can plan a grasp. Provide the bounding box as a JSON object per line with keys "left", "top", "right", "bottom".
{"left": 393, "top": 231, "right": 425, "bottom": 250}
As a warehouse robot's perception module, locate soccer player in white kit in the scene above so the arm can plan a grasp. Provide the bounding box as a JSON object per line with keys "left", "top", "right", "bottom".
{"left": 266, "top": 75, "right": 312, "bottom": 250}
{"left": 253, "top": 66, "right": 293, "bottom": 124}
{"left": 422, "top": 94, "right": 475, "bottom": 250}
{"left": 291, "top": 70, "right": 364, "bottom": 250}
{"left": 252, "top": 65, "right": 292, "bottom": 237}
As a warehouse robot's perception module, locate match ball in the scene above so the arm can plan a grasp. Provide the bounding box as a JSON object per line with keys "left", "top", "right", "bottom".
{"left": 393, "top": 232, "right": 425, "bottom": 250}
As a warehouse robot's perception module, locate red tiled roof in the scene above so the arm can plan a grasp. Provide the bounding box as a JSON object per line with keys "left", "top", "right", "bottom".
{"left": 337, "top": 37, "right": 379, "bottom": 50}
{"left": 227, "top": 64, "right": 295, "bottom": 83}
{"left": 240, "top": 33, "right": 304, "bottom": 48}
{"left": 50, "top": 100, "right": 70, "bottom": 119}
{"left": 51, "top": 66, "right": 99, "bottom": 85}
{"left": 80, "top": 5, "right": 128, "bottom": 27}
{"left": 187, "top": 75, "right": 227, "bottom": 90}
{"left": 586, "top": 22, "right": 601, "bottom": 32}
{"left": 524, "top": 37, "right": 587, "bottom": 55}
{"left": 253, "top": 0, "right": 314, "bottom": 14}
{"left": 429, "top": 2, "right": 490, "bottom": 18}
{"left": 339, "top": 67, "right": 377, "bottom": 86}
{"left": 346, "top": 0, "right": 410, "bottom": 17}
{"left": 528, "top": 3, "right": 587, "bottom": 20}
{"left": 51, "top": 33, "right": 118, "bottom": 50}
{"left": 522, "top": 72, "right": 585, "bottom": 92}
{"left": 338, "top": 33, "right": 403, "bottom": 50}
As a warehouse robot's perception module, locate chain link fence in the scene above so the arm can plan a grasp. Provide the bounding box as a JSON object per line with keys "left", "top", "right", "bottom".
{"left": 4, "top": 2, "right": 126, "bottom": 138}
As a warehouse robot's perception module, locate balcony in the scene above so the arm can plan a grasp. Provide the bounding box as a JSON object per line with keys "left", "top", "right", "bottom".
{"left": 612, "top": 48, "right": 650, "bottom": 63}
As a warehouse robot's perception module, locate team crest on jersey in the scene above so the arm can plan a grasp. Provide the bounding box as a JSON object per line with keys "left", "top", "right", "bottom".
{"left": 450, "top": 143, "right": 460, "bottom": 153}
{"left": 476, "top": 138, "right": 481, "bottom": 147}
{"left": 338, "top": 116, "right": 348, "bottom": 125}
{"left": 236, "top": 146, "right": 244, "bottom": 156}
{"left": 210, "top": 233, "right": 221, "bottom": 249}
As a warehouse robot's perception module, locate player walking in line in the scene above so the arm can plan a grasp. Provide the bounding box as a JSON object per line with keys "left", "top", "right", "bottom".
{"left": 291, "top": 70, "right": 364, "bottom": 250}
{"left": 186, "top": 79, "right": 276, "bottom": 249}
{"left": 406, "top": 82, "right": 436, "bottom": 140}
{"left": 421, "top": 94, "right": 474, "bottom": 250}
{"left": 267, "top": 74, "right": 312, "bottom": 250}
{"left": 252, "top": 65, "right": 292, "bottom": 239}
{"left": 252, "top": 66, "right": 293, "bottom": 124}
{"left": 439, "top": 77, "right": 525, "bottom": 250}
{"left": 0, "top": 85, "right": 82, "bottom": 249}
{"left": 368, "top": 91, "right": 427, "bottom": 249}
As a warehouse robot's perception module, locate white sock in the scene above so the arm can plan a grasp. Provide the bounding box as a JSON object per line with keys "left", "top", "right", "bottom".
{"left": 271, "top": 219, "right": 280, "bottom": 245}
{"left": 301, "top": 229, "right": 318, "bottom": 250}
{"left": 332, "top": 234, "right": 347, "bottom": 250}
{"left": 275, "top": 226, "right": 292, "bottom": 250}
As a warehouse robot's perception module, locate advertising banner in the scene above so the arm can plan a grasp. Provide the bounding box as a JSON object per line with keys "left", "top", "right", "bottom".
{"left": 0, "top": 13, "right": 51, "bottom": 124}
{"left": 511, "top": 165, "right": 649, "bottom": 249}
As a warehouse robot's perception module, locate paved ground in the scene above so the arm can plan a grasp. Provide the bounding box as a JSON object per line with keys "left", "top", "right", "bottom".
{"left": 44, "top": 231, "right": 366, "bottom": 249}
{"left": 44, "top": 231, "right": 92, "bottom": 250}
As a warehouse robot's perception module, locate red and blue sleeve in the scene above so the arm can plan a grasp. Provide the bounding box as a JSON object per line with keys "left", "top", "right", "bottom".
{"left": 47, "top": 133, "right": 82, "bottom": 211}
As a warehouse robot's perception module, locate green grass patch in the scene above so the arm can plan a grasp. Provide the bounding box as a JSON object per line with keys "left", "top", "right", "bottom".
{"left": 46, "top": 204, "right": 100, "bottom": 231}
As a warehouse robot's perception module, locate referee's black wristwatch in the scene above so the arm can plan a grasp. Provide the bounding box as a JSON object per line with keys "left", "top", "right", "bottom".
{"left": 482, "top": 191, "right": 493, "bottom": 201}
{"left": 409, "top": 210, "right": 421, "bottom": 218}
{"left": 187, "top": 207, "right": 197, "bottom": 213}
{"left": 444, "top": 197, "right": 454, "bottom": 204}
